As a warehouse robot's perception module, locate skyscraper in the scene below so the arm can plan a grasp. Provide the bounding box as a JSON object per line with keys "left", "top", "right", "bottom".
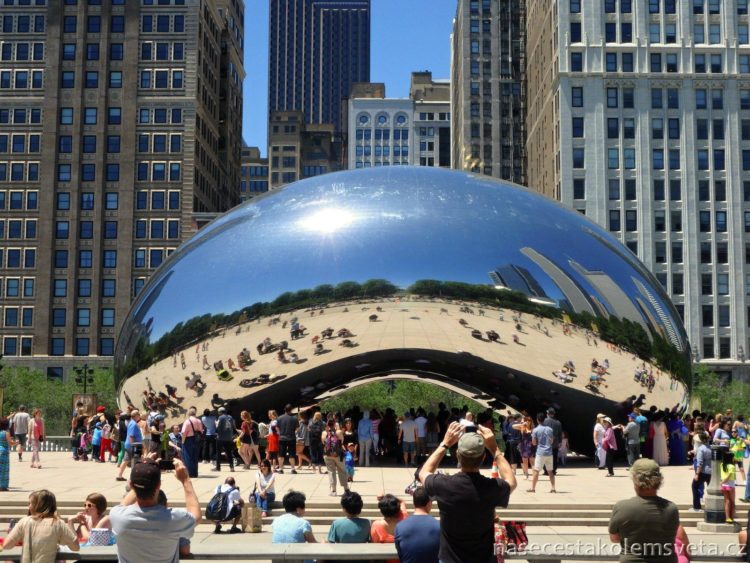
{"left": 0, "top": 1, "right": 244, "bottom": 377}
{"left": 525, "top": 0, "right": 749, "bottom": 379}
{"left": 451, "top": 0, "right": 526, "bottom": 183}
{"left": 268, "top": 0, "right": 370, "bottom": 132}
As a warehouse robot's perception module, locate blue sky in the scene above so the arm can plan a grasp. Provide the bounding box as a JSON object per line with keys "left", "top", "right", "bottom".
{"left": 242, "top": 0, "right": 458, "bottom": 154}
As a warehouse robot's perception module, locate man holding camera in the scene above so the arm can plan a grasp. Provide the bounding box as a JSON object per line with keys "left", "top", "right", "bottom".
{"left": 419, "top": 419, "right": 516, "bottom": 563}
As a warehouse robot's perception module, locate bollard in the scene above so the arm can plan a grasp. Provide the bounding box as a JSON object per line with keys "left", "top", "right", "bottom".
{"left": 696, "top": 444, "right": 738, "bottom": 532}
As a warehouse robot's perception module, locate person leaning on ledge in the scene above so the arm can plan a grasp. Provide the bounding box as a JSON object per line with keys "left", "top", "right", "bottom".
{"left": 418, "top": 421, "right": 517, "bottom": 563}
{"left": 110, "top": 458, "right": 201, "bottom": 563}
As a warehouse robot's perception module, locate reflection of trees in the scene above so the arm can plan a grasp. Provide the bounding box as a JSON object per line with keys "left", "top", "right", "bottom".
{"left": 118, "top": 278, "right": 689, "bottom": 387}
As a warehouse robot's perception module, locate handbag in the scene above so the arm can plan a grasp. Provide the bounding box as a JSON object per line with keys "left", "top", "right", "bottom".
{"left": 502, "top": 520, "right": 528, "bottom": 550}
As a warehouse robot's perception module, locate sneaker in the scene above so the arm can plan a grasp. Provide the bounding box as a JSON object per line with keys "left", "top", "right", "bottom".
{"left": 741, "top": 498, "right": 750, "bottom": 503}
{"left": 211, "top": 467, "right": 220, "bottom": 471}
{"left": 291, "top": 469, "right": 297, "bottom": 474}
{"left": 727, "top": 518, "right": 734, "bottom": 523}
{"left": 214, "top": 524, "right": 222, "bottom": 534}
{"left": 689, "top": 508, "right": 702, "bottom": 512}
{"left": 261, "top": 511, "right": 268, "bottom": 518}
{"left": 229, "top": 526, "right": 242, "bottom": 534}
{"left": 115, "top": 477, "right": 127, "bottom": 482}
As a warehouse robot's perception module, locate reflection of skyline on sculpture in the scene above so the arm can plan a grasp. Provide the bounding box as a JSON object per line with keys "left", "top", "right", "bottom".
{"left": 115, "top": 167, "right": 690, "bottom": 451}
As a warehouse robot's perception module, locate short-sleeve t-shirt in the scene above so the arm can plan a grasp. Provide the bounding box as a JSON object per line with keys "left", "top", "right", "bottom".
{"left": 400, "top": 419, "right": 417, "bottom": 443}
{"left": 4, "top": 516, "right": 78, "bottom": 563}
{"left": 271, "top": 513, "right": 312, "bottom": 543}
{"left": 12, "top": 412, "right": 30, "bottom": 435}
{"left": 110, "top": 503, "right": 196, "bottom": 563}
{"left": 276, "top": 413, "right": 298, "bottom": 442}
{"left": 608, "top": 495, "right": 680, "bottom": 563}
{"left": 624, "top": 422, "right": 641, "bottom": 445}
{"left": 371, "top": 513, "right": 406, "bottom": 563}
{"left": 125, "top": 420, "right": 143, "bottom": 450}
{"left": 424, "top": 472, "right": 511, "bottom": 563}
{"left": 327, "top": 516, "right": 371, "bottom": 543}
{"left": 531, "top": 425, "right": 554, "bottom": 456}
{"left": 395, "top": 514, "right": 441, "bottom": 563}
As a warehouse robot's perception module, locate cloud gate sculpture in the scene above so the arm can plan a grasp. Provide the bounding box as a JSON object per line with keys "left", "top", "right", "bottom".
{"left": 115, "top": 167, "right": 690, "bottom": 452}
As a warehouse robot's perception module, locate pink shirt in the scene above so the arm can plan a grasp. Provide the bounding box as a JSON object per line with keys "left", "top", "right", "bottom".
{"left": 603, "top": 427, "right": 617, "bottom": 450}
{"left": 181, "top": 416, "right": 204, "bottom": 438}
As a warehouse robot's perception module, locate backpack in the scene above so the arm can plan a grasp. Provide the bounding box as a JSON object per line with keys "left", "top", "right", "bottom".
{"left": 324, "top": 431, "right": 342, "bottom": 457}
{"left": 205, "top": 487, "right": 235, "bottom": 521}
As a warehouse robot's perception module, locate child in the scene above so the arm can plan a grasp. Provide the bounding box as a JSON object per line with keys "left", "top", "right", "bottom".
{"left": 558, "top": 431, "right": 569, "bottom": 467}
{"left": 721, "top": 451, "right": 736, "bottom": 523}
{"left": 266, "top": 425, "right": 280, "bottom": 472}
{"left": 344, "top": 442, "right": 356, "bottom": 483}
{"left": 91, "top": 423, "right": 103, "bottom": 462}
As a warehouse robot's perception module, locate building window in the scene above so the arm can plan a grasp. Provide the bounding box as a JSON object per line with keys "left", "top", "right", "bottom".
{"left": 571, "top": 52, "right": 583, "bottom": 72}
{"left": 572, "top": 148, "right": 584, "bottom": 168}
{"left": 609, "top": 210, "right": 621, "bottom": 232}
{"left": 572, "top": 87, "right": 583, "bottom": 107}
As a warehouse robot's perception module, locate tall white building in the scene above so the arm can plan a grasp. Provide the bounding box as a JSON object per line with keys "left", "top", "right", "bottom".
{"left": 526, "top": 0, "right": 750, "bottom": 380}
{"left": 347, "top": 72, "right": 450, "bottom": 169}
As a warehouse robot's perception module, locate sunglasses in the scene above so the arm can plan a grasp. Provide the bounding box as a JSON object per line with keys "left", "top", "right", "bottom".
{"left": 84, "top": 502, "right": 96, "bottom": 508}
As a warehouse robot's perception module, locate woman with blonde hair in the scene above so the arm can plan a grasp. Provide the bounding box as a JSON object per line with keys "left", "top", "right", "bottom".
{"left": 67, "top": 492, "right": 111, "bottom": 543}
{"left": 28, "top": 409, "right": 45, "bottom": 469}
{"left": 0, "top": 489, "right": 79, "bottom": 561}
{"left": 308, "top": 411, "right": 325, "bottom": 474}
{"left": 238, "top": 411, "right": 262, "bottom": 469}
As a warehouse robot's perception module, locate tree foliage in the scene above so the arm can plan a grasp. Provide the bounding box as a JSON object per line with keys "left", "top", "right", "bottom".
{"left": 0, "top": 364, "right": 117, "bottom": 435}
{"left": 320, "top": 380, "right": 485, "bottom": 416}
{"left": 691, "top": 363, "right": 750, "bottom": 416}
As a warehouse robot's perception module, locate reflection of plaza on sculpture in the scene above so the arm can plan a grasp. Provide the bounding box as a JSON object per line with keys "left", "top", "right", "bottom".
{"left": 114, "top": 167, "right": 691, "bottom": 450}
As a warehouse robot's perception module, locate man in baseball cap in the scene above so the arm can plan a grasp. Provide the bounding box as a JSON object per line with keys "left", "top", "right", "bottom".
{"left": 110, "top": 458, "right": 201, "bottom": 563}
{"left": 419, "top": 418, "right": 516, "bottom": 563}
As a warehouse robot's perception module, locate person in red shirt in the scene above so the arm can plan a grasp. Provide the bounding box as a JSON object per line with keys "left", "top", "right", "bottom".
{"left": 267, "top": 426, "right": 280, "bottom": 472}
{"left": 370, "top": 494, "right": 408, "bottom": 563}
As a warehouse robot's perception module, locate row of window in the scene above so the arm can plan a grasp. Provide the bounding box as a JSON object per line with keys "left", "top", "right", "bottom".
{"left": 133, "top": 247, "right": 174, "bottom": 269}
{"left": 0, "top": 14, "right": 45, "bottom": 33}
{"left": 55, "top": 220, "right": 118, "bottom": 240}
{"left": 57, "top": 163, "right": 122, "bottom": 183}
{"left": 50, "top": 308, "right": 115, "bottom": 328}
{"left": 60, "top": 135, "right": 121, "bottom": 154}
{"left": 575, "top": 0, "right": 727, "bottom": 15}
{"left": 354, "top": 146, "right": 410, "bottom": 157}
{"left": 0, "top": 70, "right": 43, "bottom": 89}
{"left": 134, "top": 219, "right": 180, "bottom": 239}
{"left": 139, "top": 69, "right": 184, "bottom": 89}
{"left": 62, "top": 42, "right": 123, "bottom": 61}
{"left": 140, "top": 41, "right": 184, "bottom": 61}
{"left": 573, "top": 178, "right": 750, "bottom": 203}
{"left": 136, "top": 162, "right": 182, "bottom": 182}
{"left": 59, "top": 107, "right": 122, "bottom": 125}
{"left": 0, "top": 191, "right": 36, "bottom": 210}
{"left": 0, "top": 219, "right": 36, "bottom": 239}
{"left": 354, "top": 128, "right": 411, "bottom": 142}
{"left": 62, "top": 15, "right": 125, "bottom": 34}
{"left": 137, "top": 134, "right": 182, "bottom": 153}
{"left": 55, "top": 191, "right": 119, "bottom": 211}
{"left": 0, "top": 248, "right": 36, "bottom": 268}
{"left": 0, "top": 42, "right": 43, "bottom": 61}
{"left": 0, "top": 277, "right": 34, "bottom": 298}
{"left": 573, "top": 86, "right": 743, "bottom": 111}
{"left": 52, "top": 249, "right": 117, "bottom": 269}
{"left": 570, "top": 52, "right": 746, "bottom": 74}
{"left": 138, "top": 107, "right": 183, "bottom": 124}
{"left": 61, "top": 70, "right": 124, "bottom": 89}
{"left": 571, "top": 146, "right": 742, "bottom": 171}
{"left": 135, "top": 190, "right": 180, "bottom": 210}
{"left": 0, "top": 162, "right": 39, "bottom": 182}
{"left": 578, "top": 22, "right": 745, "bottom": 47}
{"left": 2, "top": 337, "right": 32, "bottom": 358}
{"left": 52, "top": 278, "right": 114, "bottom": 298}
{"left": 0, "top": 134, "right": 40, "bottom": 154}
{"left": 141, "top": 14, "right": 185, "bottom": 33}
{"left": 0, "top": 108, "right": 41, "bottom": 125}
{"left": 2, "top": 307, "right": 33, "bottom": 327}
{"left": 45, "top": 337, "right": 114, "bottom": 358}
{"left": 49, "top": 219, "right": 178, "bottom": 241}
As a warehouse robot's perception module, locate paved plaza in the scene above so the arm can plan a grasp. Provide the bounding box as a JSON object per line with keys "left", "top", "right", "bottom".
{"left": 0, "top": 452, "right": 746, "bottom": 559}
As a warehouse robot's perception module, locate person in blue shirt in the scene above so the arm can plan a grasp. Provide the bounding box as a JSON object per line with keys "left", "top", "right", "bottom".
{"left": 529, "top": 412, "right": 556, "bottom": 493}
{"left": 395, "top": 487, "right": 440, "bottom": 563}
{"left": 344, "top": 443, "right": 356, "bottom": 482}
{"left": 91, "top": 423, "right": 103, "bottom": 463}
{"left": 272, "top": 490, "right": 317, "bottom": 563}
{"left": 116, "top": 410, "right": 143, "bottom": 482}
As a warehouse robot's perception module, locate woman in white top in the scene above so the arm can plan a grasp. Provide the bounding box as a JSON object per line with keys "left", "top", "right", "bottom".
{"left": 1, "top": 489, "right": 79, "bottom": 563}
{"left": 67, "top": 492, "right": 112, "bottom": 543}
{"left": 255, "top": 459, "right": 276, "bottom": 517}
{"left": 593, "top": 414, "right": 606, "bottom": 469}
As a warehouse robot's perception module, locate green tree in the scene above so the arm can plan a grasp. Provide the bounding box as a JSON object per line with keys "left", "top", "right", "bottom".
{"left": 0, "top": 364, "right": 117, "bottom": 434}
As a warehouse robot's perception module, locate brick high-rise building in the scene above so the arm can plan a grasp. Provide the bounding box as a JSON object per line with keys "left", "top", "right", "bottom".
{"left": 451, "top": 0, "right": 526, "bottom": 183}
{"left": 525, "top": 0, "right": 750, "bottom": 380}
{"left": 0, "top": 0, "right": 244, "bottom": 377}
{"left": 268, "top": 0, "right": 370, "bottom": 133}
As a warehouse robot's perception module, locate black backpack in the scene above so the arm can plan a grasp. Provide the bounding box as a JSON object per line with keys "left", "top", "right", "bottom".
{"left": 205, "top": 487, "right": 235, "bottom": 521}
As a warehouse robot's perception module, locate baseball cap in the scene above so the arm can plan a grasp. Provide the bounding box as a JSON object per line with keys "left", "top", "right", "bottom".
{"left": 628, "top": 413, "right": 636, "bottom": 419}
{"left": 630, "top": 458, "right": 660, "bottom": 479}
{"left": 96, "top": 406, "right": 106, "bottom": 413}
{"left": 218, "top": 407, "right": 226, "bottom": 413}
{"left": 603, "top": 417, "right": 612, "bottom": 423}
{"left": 130, "top": 459, "right": 161, "bottom": 491}
{"left": 457, "top": 432, "right": 485, "bottom": 458}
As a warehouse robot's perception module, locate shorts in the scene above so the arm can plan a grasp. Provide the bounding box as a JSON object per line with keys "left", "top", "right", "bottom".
{"left": 721, "top": 484, "right": 735, "bottom": 491}
{"left": 268, "top": 451, "right": 279, "bottom": 461}
{"left": 534, "top": 455, "right": 553, "bottom": 472}
{"left": 15, "top": 433, "right": 27, "bottom": 447}
{"left": 279, "top": 441, "right": 295, "bottom": 460}
{"left": 402, "top": 441, "right": 416, "bottom": 454}
{"left": 221, "top": 504, "right": 241, "bottom": 522}
{"left": 736, "top": 460, "right": 744, "bottom": 469}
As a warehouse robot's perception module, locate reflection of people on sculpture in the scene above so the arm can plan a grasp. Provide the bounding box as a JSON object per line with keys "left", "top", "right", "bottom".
{"left": 211, "top": 394, "right": 226, "bottom": 410}
{"left": 311, "top": 335, "right": 320, "bottom": 345}
{"left": 202, "top": 355, "right": 210, "bottom": 370}
{"left": 277, "top": 349, "right": 287, "bottom": 363}
{"left": 227, "top": 358, "right": 238, "bottom": 371}
{"left": 470, "top": 329, "right": 483, "bottom": 340}
{"left": 486, "top": 330, "right": 500, "bottom": 342}
{"left": 337, "top": 328, "right": 353, "bottom": 338}
{"left": 185, "top": 372, "right": 206, "bottom": 395}
{"left": 289, "top": 352, "right": 299, "bottom": 363}
{"left": 314, "top": 343, "right": 326, "bottom": 355}
{"left": 321, "top": 328, "right": 334, "bottom": 339}
{"left": 458, "top": 318, "right": 468, "bottom": 326}
{"left": 369, "top": 314, "right": 378, "bottom": 322}
{"left": 512, "top": 334, "right": 524, "bottom": 346}
{"left": 339, "top": 339, "right": 357, "bottom": 348}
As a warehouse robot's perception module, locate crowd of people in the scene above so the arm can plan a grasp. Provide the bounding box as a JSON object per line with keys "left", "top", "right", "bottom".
{"left": 3, "top": 399, "right": 750, "bottom": 563}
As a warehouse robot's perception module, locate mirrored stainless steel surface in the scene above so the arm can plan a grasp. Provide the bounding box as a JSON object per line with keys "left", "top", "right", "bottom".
{"left": 115, "top": 167, "right": 690, "bottom": 451}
